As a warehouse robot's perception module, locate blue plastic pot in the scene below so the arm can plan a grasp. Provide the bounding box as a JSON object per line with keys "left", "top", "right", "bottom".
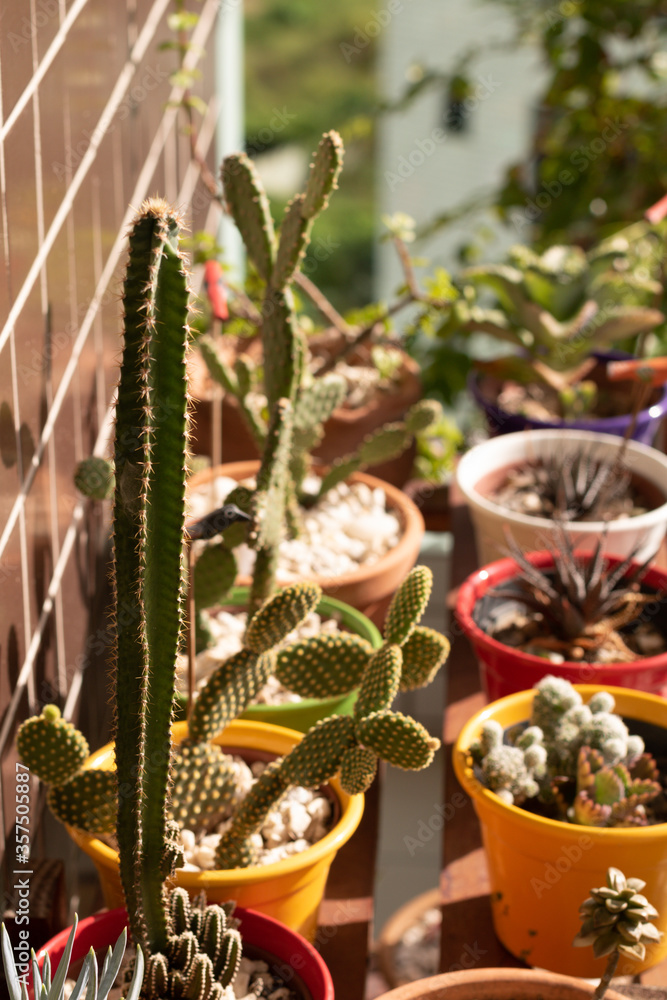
{"left": 468, "top": 350, "right": 667, "bottom": 445}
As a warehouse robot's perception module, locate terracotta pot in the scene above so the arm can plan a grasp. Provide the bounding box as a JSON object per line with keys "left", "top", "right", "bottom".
{"left": 67, "top": 720, "right": 364, "bottom": 941}
{"left": 456, "top": 549, "right": 667, "bottom": 700}
{"left": 187, "top": 345, "right": 422, "bottom": 487}
{"left": 35, "top": 905, "right": 334, "bottom": 1000}
{"left": 376, "top": 887, "right": 442, "bottom": 988}
{"left": 453, "top": 685, "right": 667, "bottom": 977}
{"left": 188, "top": 461, "right": 425, "bottom": 627}
{"left": 373, "top": 967, "right": 627, "bottom": 1000}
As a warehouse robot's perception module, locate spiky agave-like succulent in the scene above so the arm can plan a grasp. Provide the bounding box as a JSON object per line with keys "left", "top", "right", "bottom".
{"left": 493, "top": 446, "right": 633, "bottom": 522}
{"left": 493, "top": 529, "right": 659, "bottom": 662}
{"left": 1, "top": 916, "right": 143, "bottom": 1000}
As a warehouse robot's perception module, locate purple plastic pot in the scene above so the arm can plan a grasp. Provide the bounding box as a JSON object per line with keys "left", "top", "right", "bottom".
{"left": 469, "top": 350, "right": 667, "bottom": 445}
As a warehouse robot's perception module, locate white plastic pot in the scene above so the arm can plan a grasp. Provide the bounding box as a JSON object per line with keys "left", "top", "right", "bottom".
{"left": 456, "top": 428, "right": 667, "bottom": 565}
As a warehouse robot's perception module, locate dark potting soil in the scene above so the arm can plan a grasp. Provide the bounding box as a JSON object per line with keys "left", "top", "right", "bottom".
{"left": 474, "top": 580, "right": 667, "bottom": 664}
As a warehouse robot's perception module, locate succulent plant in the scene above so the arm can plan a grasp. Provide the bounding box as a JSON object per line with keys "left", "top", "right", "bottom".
{"left": 446, "top": 238, "right": 664, "bottom": 419}
{"left": 493, "top": 529, "right": 659, "bottom": 664}
{"left": 570, "top": 746, "right": 662, "bottom": 827}
{"left": 470, "top": 676, "right": 664, "bottom": 827}
{"left": 574, "top": 867, "right": 662, "bottom": 998}
{"left": 2, "top": 914, "right": 143, "bottom": 1000}
{"left": 493, "top": 446, "right": 632, "bottom": 523}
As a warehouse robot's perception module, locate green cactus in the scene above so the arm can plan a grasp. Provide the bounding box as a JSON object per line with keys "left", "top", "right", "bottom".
{"left": 275, "top": 632, "right": 373, "bottom": 698}
{"left": 188, "top": 581, "right": 321, "bottom": 742}
{"left": 196, "top": 133, "right": 438, "bottom": 603}
{"left": 143, "top": 890, "right": 242, "bottom": 1000}
{"left": 17, "top": 704, "right": 89, "bottom": 786}
{"left": 214, "top": 566, "right": 449, "bottom": 868}
{"left": 471, "top": 675, "right": 664, "bottom": 827}
{"left": 47, "top": 769, "right": 117, "bottom": 835}
{"left": 74, "top": 455, "right": 115, "bottom": 500}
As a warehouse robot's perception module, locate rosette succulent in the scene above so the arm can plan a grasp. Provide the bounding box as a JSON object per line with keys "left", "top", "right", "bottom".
{"left": 574, "top": 867, "right": 662, "bottom": 998}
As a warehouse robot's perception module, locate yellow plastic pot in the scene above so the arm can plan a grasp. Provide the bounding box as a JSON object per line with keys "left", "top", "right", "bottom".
{"left": 68, "top": 720, "right": 364, "bottom": 940}
{"left": 453, "top": 685, "right": 667, "bottom": 977}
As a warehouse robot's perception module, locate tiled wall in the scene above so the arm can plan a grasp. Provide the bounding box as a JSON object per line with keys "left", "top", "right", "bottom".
{"left": 0, "top": 0, "right": 224, "bottom": 875}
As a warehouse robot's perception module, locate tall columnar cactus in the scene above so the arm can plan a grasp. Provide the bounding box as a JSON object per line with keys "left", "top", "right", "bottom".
{"left": 193, "top": 133, "right": 439, "bottom": 608}
{"left": 214, "top": 565, "right": 450, "bottom": 869}
{"left": 14, "top": 201, "right": 246, "bottom": 1000}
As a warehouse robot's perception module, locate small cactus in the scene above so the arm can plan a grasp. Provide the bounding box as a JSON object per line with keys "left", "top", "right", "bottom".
{"left": 74, "top": 456, "right": 115, "bottom": 500}
{"left": 574, "top": 867, "right": 662, "bottom": 999}
{"left": 143, "top": 890, "right": 242, "bottom": 1000}
{"left": 470, "top": 676, "right": 664, "bottom": 827}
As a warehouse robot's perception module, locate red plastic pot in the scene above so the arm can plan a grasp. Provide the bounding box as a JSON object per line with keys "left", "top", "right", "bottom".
{"left": 455, "top": 549, "right": 667, "bottom": 701}
{"left": 35, "top": 906, "right": 334, "bottom": 1000}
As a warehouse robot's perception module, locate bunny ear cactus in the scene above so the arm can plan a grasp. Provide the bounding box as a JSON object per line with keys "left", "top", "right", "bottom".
{"left": 214, "top": 566, "right": 449, "bottom": 869}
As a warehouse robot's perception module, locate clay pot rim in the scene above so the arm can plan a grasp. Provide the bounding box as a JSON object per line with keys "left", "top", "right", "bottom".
{"left": 375, "top": 887, "right": 442, "bottom": 989}
{"left": 456, "top": 428, "right": 667, "bottom": 532}
{"left": 455, "top": 548, "right": 667, "bottom": 676}
{"left": 187, "top": 461, "right": 425, "bottom": 594}
{"left": 373, "top": 967, "right": 628, "bottom": 1000}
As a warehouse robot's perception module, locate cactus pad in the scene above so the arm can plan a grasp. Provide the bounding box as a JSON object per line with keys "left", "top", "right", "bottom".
{"left": 303, "top": 131, "right": 344, "bottom": 218}
{"left": 356, "top": 710, "right": 440, "bottom": 770}
{"left": 47, "top": 769, "right": 117, "bottom": 834}
{"left": 170, "top": 742, "right": 239, "bottom": 831}
{"left": 354, "top": 644, "right": 403, "bottom": 719}
{"left": 215, "top": 761, "right": 290, "bottom": 869}
{"left": 193, "top": 542, "right": 237, "bottom": 610}
{"left": 273, "top": 193, "right": 310, "bottom": 289}
{"left": 404, "top": 399, "right": 441, "bottom": 434}
{"left": 244, "top": 581, "right": 321, "bottom": 653}
{"left": 383, "top": 566, "right": 433, "bottom": 646}
{"left": 400, "top": 627, "right": 450, "bottom": 691}
{"left": 294, "top": 374, "right": 347, "bottom": 432}
{"left": 280, "top": 714, "right": 356, "bottom": 787}
{"left": 74, "top": 456, "right": 115, "bottom": 500}
{"left": 221, "top": 153, "right": 275, "bottom": 281}
{"left": 17, "top": 705, "right": 89, "bottom": 786}
{"left": 188, "top": 649, "right": 276, "bottom": 743}
{"left": 358, "top": 425, "right": 410, "bottom": 466}
{"left": 340, "top": 745, "right": 377, "bottom": 795}
{"left": 275, "top": 632, "right": 373, "bottom": 698}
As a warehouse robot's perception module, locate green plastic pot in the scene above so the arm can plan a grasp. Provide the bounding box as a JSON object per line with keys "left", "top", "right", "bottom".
{"left": 178, "top": 587, "right": 382, "bottom": 732}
